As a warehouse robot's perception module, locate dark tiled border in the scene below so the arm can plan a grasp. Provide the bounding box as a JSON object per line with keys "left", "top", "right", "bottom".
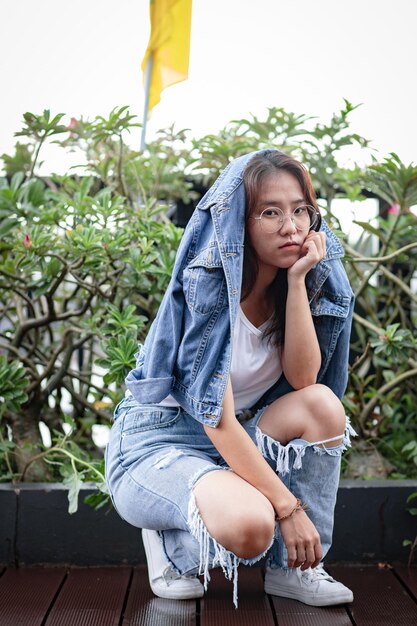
{"left": 0, "top": 480, "right": 416, "bottom": 565}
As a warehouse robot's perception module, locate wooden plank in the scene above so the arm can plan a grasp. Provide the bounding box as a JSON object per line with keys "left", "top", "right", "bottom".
{"left": 271, "top": 595, "right": 352, "bottom": 626}
{"left": 201, "top": 566, "right": 275, "bottom": 626}
{"left": 122, "top": 566, "right": 197, "bottom": 626}
{"left": 393, "top": 566, "right": 417, "bottom": 602}
{"left": 330, "top": 565, "right": 417, "bottom": 625}
{"left": 45, "top": 566, "right": 131, "bottom": 626}
{"left": 0, "top": 567, "right": 66, "bottom": 626}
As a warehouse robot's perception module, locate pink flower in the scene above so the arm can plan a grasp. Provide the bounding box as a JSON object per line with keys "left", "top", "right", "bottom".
{"left": 67, "top": 117, "right": 78, "bottom": 137}
{"left": 388, "top": 203, "right": 400, "bottom": 215}
{"left": 22, "top": 234, "right": 32, "bottom": 249}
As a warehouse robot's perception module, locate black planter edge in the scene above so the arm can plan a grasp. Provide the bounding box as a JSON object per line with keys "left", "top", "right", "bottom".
{"left": 1, "top": 479, "right": 416, "bottom": 566}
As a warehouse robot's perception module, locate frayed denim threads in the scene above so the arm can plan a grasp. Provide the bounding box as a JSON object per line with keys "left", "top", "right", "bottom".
{"left": 105, "top": 399, "right": 356, "bottom": 607}
{"left": 188, "top": 490, "right": 274, "bottom": 608}
{"left": 254, "top": 414, "right": 357, "bottom": 474}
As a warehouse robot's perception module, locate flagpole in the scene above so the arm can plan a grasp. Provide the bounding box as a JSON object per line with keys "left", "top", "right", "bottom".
{"left": 140, "top": 52, "right": 153, "bottom": 152}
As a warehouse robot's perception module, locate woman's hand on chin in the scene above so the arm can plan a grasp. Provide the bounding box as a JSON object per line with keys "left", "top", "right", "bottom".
{"left": 287, "top": 231, "right": 326, "bottom": 281}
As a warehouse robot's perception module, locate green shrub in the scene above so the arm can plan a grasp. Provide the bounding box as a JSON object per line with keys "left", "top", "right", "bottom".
{"left": 1, "top": 103, "right": 416, "bottom": 503}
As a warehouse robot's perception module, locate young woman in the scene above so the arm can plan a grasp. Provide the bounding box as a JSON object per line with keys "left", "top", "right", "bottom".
{"left": 105, "top": 149, "right": 356, "bottom": 608}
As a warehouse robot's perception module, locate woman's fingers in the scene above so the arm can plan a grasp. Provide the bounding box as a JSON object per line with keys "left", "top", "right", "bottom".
{"left": 279, "top": 511, "right": 323, "bottom": 570}
{"left": 287, "top": 538, "right": 317, "bottom": 570}
{"left": 304, "top": 231, "right": 326, "bottom": 262}
{"left": 301, "top": 544, "right": 316, "bottom": 571}
{"left": 288, "top": 231, "right": 327, "bottom": 278}
{"left": 286, "top": 543, "right": 297, "bottom": 569}
{"left": 295, "top": 542, "right": 307, "bottom": 568}
{"left": 298, "top": 236, "right": 324, "bottom": 268}
{"left": 312, "top": 541, "right": 323, "bottom": 569}
{"left": 316, "top": 232, "right": 326, "bottom": 259}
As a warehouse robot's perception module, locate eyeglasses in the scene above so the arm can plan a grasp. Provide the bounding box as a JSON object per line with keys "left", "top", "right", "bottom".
{"left": 251, "top": 205, "right": 320, "bottom": 233}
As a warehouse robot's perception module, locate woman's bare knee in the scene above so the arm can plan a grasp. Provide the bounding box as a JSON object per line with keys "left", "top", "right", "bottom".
{"left": 230, "top": 511, "right": 275, "bottom": 558}
{"left": 302, "top": 384, "right": 346, "bottom": 442}
{"left": 257, "top": 384, "right": 346, "bottom": 445}
{"left": 203, "top": 508, "right": 275, "bottom": 559}
{"left": 192, "top": 470, "right": 275, "bottom": 558}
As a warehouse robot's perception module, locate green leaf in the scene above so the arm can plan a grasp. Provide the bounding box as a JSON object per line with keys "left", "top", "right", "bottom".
{"left": 10, "top": 171, "right": 25, "bottom": 192}
{"left": 0, "top": 441, "right": 16, "bottom": 452}
{"left": 83, "top": 492, "right": 109, "bottom": 510}
{"left": 0, "top": 217, "right": 19, "bottom": 237}
{"left": 44, "top": 257, "right": 62, "bottom": 277}
{"left": 63, "top": 471, "right": 83, "bottom": 514}
{"left": 352, "top": 221, "right": 386, "bottom": 241}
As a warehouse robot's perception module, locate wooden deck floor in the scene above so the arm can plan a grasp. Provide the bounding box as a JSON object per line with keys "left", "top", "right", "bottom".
{"left": 0, "top": 564, "right": 416, "bottom": 625}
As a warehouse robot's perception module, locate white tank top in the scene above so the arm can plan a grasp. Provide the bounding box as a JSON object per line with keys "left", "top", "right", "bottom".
{"left": 159, "top": 307, "right": 281, "bottom": 412}
{"left": 230, "top": 307, "right": 281, "bottom": 411}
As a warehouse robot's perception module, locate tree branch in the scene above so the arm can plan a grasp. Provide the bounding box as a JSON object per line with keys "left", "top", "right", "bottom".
{"left": 378, "top": 265, "right": 417, "bottom": 305}
{"left": 349, "top": 341, "right": 372, "bottom": 374}
{"left": 352, "top": 311, "right": 381, "bottom": 335}
{"left": 0, "top": 270, "right": 27, "bottom": 285}
{"left": 358, "top": 368, "right": 417, "bottom": 429}
{"left": 346, "top": 241, "right": 417, "bottom": 264}
{"left": 0, "top": 342, "right": 40, "bottom": 378}
{"left": 61, "top": 380, "right": 110, "bottom": 421}
{"left": 12, "top": 293, "right": 93, "bottom": 347}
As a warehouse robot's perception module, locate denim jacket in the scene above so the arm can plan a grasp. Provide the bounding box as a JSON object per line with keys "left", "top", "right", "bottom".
{"left": 125, "top": 150, "right": 354, "bottom": 427}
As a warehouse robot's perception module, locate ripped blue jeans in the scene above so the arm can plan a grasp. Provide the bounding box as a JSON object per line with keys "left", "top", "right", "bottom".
{"left": 105, "top": 398, "right": 356, "bottom": 607}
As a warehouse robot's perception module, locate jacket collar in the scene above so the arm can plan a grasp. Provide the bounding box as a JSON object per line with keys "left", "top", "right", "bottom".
{"left": 321, "top": 221, "right": 344, "bottom": 260}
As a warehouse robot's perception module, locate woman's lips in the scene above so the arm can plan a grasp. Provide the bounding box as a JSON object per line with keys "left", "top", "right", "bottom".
{"left": 279, "top": 242, "right": 300, "bottom": 249}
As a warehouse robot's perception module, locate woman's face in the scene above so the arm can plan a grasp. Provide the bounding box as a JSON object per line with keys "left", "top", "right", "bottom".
{"left": 247, "top": 170, "right": 309, "bottom": 273}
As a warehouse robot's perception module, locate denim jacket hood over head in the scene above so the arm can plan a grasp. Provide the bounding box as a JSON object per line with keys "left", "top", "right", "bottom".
{"left": 125, "top": 149, "right": 354, "bottom": 427}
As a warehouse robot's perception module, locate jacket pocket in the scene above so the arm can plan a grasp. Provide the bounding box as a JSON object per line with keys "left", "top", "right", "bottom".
{"left": 183, "top": 247, "right": 227, "bottom": 314}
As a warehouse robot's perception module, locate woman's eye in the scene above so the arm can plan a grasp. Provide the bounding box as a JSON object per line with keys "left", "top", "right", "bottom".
{"left": 294, "top": 206, "right": 307, "bottom": 216}
{"left": 263, "top": 208, "right": 281, "bottom": 218}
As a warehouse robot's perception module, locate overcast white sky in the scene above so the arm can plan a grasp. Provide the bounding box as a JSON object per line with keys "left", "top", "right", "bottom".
{"left": 1, "top": 0, "right": 417, "bottom": 171}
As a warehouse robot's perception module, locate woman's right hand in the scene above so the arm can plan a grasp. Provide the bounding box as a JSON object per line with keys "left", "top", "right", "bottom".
{"left": 278, "top": 509, "right": 322, "bottom": 570}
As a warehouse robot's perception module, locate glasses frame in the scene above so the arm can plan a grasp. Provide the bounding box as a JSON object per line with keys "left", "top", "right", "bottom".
{"left": 251, "top": 204, "right": 320, "bottom": 233}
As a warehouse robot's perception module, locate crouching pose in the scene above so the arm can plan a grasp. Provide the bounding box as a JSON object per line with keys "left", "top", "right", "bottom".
{"left": 105, "top": 149, "right": 356, "bottom": 607}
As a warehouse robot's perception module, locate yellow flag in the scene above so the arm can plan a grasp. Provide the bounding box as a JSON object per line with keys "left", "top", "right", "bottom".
{"left": 142, "top": 0, "right": 192, "bottom": 113}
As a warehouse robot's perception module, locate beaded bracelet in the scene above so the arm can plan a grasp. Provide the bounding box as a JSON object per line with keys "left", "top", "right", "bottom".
{"left": 276, "top": 498, "right": 308, "bottom": 521}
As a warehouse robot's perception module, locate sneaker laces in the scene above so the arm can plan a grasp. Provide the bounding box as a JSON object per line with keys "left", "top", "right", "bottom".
{"left": 301, "top": 564, "right": 335, "bottom": 585}
{"left": 162, "top": 566, "right": 197, "bottom": 585}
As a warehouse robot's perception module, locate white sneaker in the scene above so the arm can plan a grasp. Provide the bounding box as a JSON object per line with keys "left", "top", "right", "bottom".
{"left": 264, "top": 563, "right": 354, "bottom": 606}
{"left": 142, "top": 528, "right": 204, "bottom": 600}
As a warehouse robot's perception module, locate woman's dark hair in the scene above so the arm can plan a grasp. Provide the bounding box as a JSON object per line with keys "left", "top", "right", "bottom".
{"left": 242, "top": 152, "right": 321, "bottom": 348}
